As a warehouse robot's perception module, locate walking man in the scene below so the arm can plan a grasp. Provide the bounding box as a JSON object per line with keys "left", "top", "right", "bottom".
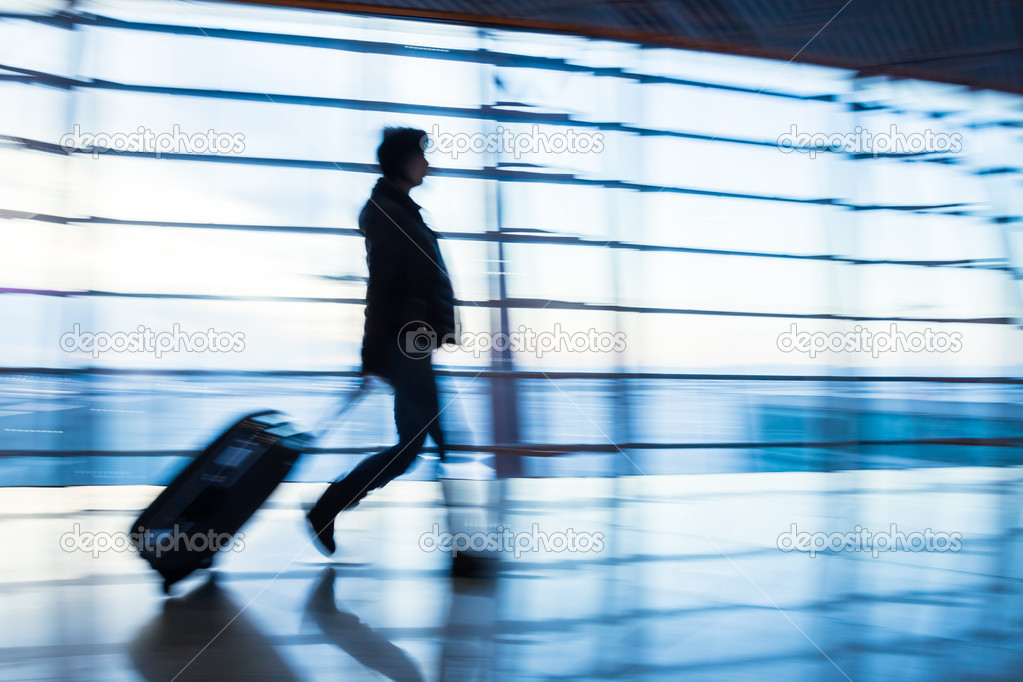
{"left": 306, "top": 127, "right": 455, "bottom": 556}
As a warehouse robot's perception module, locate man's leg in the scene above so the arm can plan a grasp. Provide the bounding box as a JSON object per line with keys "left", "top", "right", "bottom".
{"left": 308, "top": 355, "right": 441, "bottom": 544}
{"left": 441, "top": 475, "right": 499, "bottom": 577}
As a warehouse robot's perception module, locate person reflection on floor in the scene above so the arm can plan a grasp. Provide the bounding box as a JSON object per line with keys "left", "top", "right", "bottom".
{"left": 303, "top": 567, "right": 499, "bottom": 681}
{"left": 438, "top": 575, "right": 498, "bottom": 681}
{"left": 303, "top": 567, "right": 425, "bottom": 682}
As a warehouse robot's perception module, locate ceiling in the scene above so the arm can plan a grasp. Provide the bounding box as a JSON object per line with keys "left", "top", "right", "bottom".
{"left": 226, "top": 0, "right": 1023, "bottom": 94}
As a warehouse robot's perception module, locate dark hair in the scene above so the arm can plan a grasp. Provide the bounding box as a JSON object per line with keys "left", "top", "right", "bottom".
{"left": 376, "top": 127, "right": 428, "bottom": 181}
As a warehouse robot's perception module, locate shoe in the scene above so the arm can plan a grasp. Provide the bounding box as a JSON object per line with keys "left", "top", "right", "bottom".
{"left": 305, "top": 506, "right": 336, "bottom": 556}
{"left": 451, "top": 552, "right": 497, "bottom": 579}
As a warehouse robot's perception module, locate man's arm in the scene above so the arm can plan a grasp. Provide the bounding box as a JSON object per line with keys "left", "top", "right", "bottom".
{"left": 362, "top": 207, "right": 407, "bottom": 337}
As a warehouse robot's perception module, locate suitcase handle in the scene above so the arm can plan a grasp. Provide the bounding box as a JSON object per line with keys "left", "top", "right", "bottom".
{"left": 310, "top": 377, "right": 375, "bottom": 442}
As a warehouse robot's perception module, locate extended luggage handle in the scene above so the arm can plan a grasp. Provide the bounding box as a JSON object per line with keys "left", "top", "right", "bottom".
{"left": 310, "top": 377, "right": 376, "bottom": 442}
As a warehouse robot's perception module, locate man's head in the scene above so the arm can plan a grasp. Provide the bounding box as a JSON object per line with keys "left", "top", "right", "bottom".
{"left": 377, "top": 127, "right": 429, "bottom": 189}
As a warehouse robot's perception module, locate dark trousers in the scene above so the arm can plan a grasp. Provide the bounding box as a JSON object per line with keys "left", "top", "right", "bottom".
{"left": 312, "top": 349, "right": 443, "bottom": 521}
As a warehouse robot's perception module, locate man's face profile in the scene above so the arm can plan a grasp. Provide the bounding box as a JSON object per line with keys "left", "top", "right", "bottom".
{"left": 403, "top": 153, "right": 429, "bottom": 188}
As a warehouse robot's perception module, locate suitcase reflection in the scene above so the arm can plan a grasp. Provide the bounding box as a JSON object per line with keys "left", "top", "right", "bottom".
{"left": 130, "top": 569, "right": 496, "bottom": 681}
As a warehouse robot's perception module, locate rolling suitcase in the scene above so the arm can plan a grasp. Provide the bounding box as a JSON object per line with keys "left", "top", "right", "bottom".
{"left": 129, "top": 382, "right": 369, "bottom": 593}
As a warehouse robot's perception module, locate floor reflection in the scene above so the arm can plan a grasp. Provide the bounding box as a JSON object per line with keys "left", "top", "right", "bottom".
{"left": 126, "top": 566, "right": 501, "bottom": 682}
{"left": 439, "top": 577, "right": 497, "bottom": 682}
{"left": 303, "top": 566, "right": 425, "bottom": 682}
{"left": 3, "top": 470, "right": 1023, "bottom": 680}
{"left": 129, "top": 572, "right": 298, "bottom": 681}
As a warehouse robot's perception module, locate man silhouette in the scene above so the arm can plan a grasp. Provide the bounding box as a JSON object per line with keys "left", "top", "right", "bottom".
{"left": 306, "top": 127, "right": 455, "bottom": 556}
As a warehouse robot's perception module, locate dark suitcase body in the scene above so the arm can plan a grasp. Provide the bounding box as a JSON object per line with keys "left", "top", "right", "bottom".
{"left": 129, "top": 410, "right": 312, "bottom": 593}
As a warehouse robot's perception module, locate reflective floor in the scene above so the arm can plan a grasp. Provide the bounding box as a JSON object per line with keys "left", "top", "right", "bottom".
{"left": 1, "top": 468, "right": 1022, "bottom": 681}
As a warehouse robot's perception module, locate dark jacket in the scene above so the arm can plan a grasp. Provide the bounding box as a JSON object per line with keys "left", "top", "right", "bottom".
{"left": 359, "top": 177, "right": 455, "bottom": 375}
